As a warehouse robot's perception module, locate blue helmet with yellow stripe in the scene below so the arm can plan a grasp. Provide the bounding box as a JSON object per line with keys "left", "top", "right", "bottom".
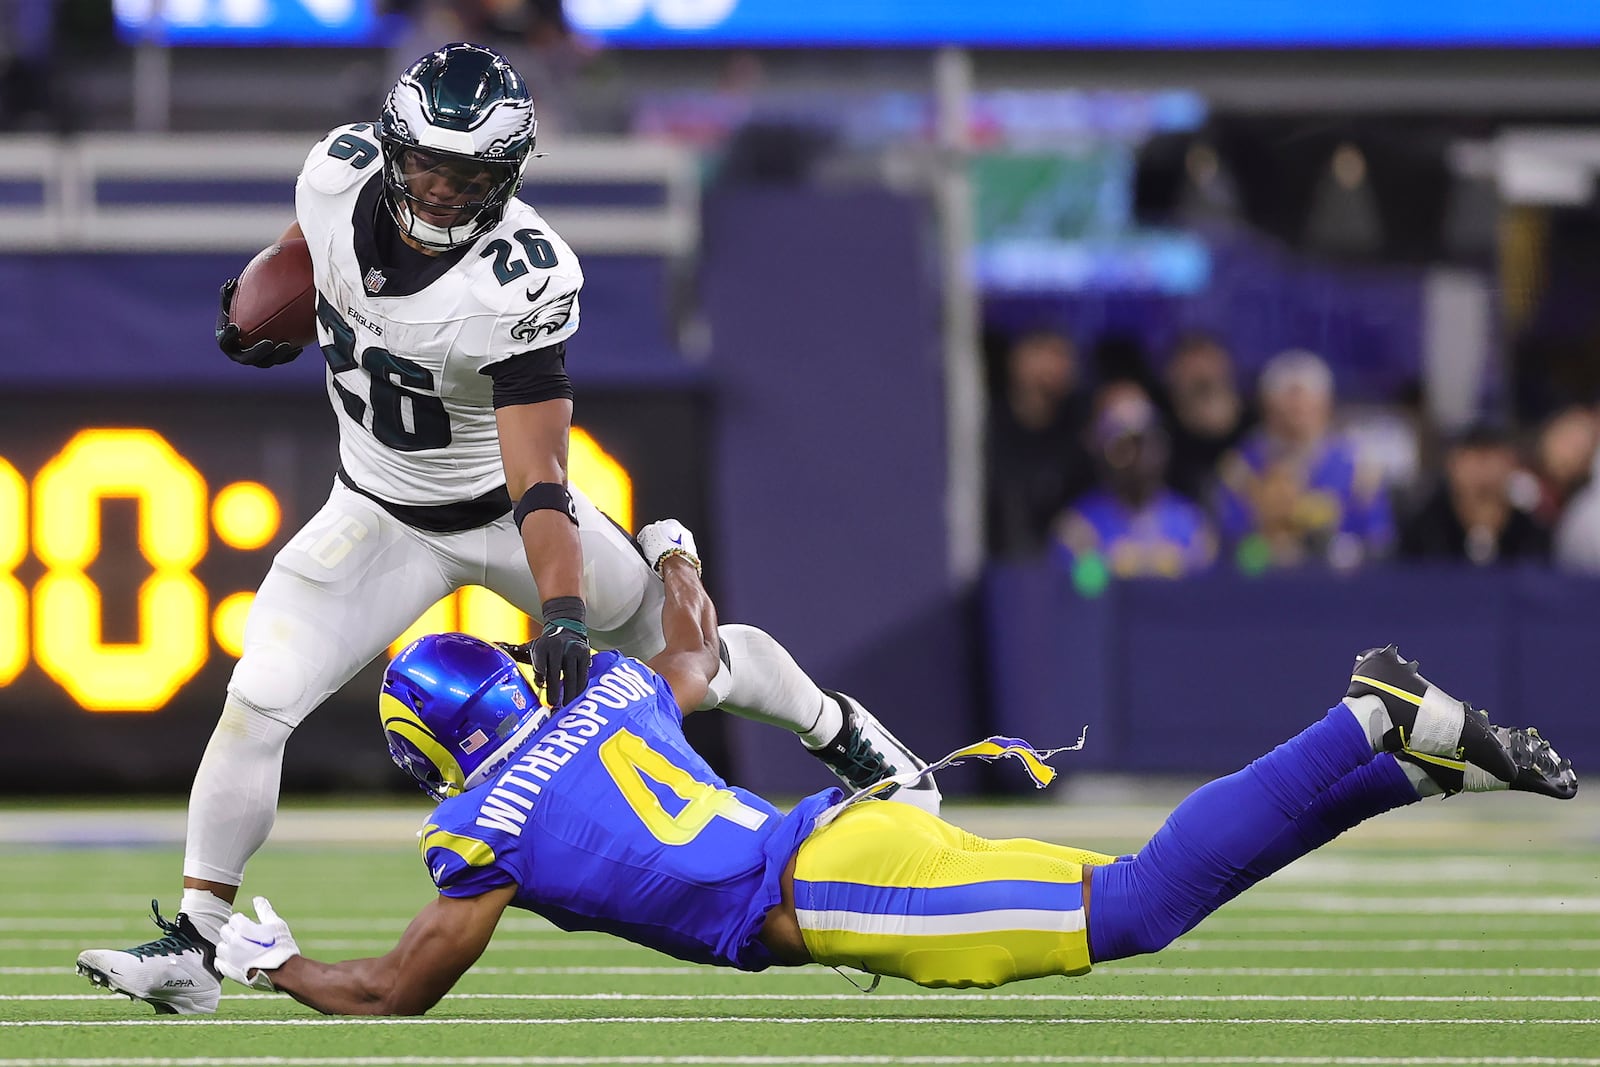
{"left": 380, "top": 633, "right": 548, "bottom": 802}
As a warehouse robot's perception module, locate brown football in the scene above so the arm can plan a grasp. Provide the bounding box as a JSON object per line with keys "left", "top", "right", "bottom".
{"left": 231, "top": 237, "right": 318, "bottom": 349}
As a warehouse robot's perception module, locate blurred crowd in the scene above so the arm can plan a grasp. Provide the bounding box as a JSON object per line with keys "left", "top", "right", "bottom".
{"left": 984, "top": 326, "right": 1600, "bottom": 581}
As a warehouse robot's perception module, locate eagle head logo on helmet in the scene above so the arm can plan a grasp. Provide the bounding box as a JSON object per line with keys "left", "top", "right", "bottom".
{"left": 379, "top": 633, "right": 549, "bottom": 802}
{"left": 377, "top": 43, "right": 538, "bottom": 253}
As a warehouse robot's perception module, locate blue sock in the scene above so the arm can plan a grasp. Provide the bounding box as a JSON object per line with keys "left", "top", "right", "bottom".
{"left": 1087, "top": 706, "right": 1376, "bottom": 962}
{"left": 1171, "top": 753, "right": 1420, "bottom": 937}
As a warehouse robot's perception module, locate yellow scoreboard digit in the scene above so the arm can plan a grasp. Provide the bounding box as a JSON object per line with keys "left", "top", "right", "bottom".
{"left": 7, "top": 426, "right": 633, "bottom": 714}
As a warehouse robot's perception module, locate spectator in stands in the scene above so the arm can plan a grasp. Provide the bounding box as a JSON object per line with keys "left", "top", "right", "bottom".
{"left": 1553, "top": 431, "right": 1600, "bottom": 573}
{"left": 1531, "top": 405, "right": 1598, "bottom": 528}
{"left": 1051, "top": 382, "right": 1216, "bottom": 579}
{"left": 1160, "top": 332, "right": 1254, "bottom": 507}
{"left": 985, "top": 328, "right": 1093, "bottom": 559}
{"left": 1399, "top": 424, "right": 1550, "bottom": 566}
{"left": 1216, "top": 349, "right": 1391, "bottom": 571}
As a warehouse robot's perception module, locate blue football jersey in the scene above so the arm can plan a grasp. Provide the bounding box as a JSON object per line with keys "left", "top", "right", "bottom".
{"left": 419, "top": 649, "right": 840, "bottom": 971}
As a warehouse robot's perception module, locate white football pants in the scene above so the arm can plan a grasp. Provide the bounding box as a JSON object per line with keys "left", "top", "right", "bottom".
{"left": 183, "top": 480, "right": 692, "bottom": 885}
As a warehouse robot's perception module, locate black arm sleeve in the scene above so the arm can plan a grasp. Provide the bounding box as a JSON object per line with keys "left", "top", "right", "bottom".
{"left": 482, "top": 343, "right": 573, "bottom": 408}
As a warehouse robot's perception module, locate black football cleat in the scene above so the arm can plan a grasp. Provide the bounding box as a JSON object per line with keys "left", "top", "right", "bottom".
{"left": 1499, "top": 726, "right": 1578, "bottom": 800}
{"left": 809, "top": 690, "right": 941, "bottom": 815}
{"left": 1347, "top": 645, "right": 1517, "bottom": 783}
{"left": 1397, "top": 720, "right": 1579, "bottom": 800}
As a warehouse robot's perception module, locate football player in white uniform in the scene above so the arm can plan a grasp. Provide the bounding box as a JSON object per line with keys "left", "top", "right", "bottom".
{"left": 75, "top": 42, "right": 937, "bottom": 1016}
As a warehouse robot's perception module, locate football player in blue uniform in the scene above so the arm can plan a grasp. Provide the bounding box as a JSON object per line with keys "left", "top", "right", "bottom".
{"left": 212, "top": 521, "right": 1577, "bottom": 1013}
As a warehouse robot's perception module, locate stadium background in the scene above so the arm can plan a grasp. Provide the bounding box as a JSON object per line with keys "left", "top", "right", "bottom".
{"left": 4, "top": 0, "right": 1600, "bottom": 803}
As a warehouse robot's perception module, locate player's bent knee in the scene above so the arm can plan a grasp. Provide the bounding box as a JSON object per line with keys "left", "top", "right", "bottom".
{"left": 1079, "top": 860, "right": 1183, "bottom": 962}
{"left": 204, "top": 694, "right": 295, "bottom": 756}
{"left": 578, "top": 522, "right": 652, "bottom": 634}
{"left": 708, "top": 624, "right": 773, "bottom": 708}
{"left": 697, "top": 645, "right": 733, "bottom": 710}
{"left": 227, "top": 646, "right": 317, "bottom": 728}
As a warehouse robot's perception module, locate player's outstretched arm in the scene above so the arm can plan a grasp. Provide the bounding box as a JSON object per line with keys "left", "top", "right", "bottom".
{"left": 638, "top": 520, "right": 719, "bottom": 715}
{"left": 218, "top": 888, "right": 514, "bottom": 1016}
{"left": 496, "top": 398, "right": 591, "bottom": 707}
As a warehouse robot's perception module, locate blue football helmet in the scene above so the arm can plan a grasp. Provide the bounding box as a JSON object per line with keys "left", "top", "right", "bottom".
{"left": 380, "top": 633, "right": 549, "bottom": 801}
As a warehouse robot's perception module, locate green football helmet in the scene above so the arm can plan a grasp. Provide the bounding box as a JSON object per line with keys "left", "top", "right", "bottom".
{"left": 378, "top": 43, "right": 537, "bottom": 251}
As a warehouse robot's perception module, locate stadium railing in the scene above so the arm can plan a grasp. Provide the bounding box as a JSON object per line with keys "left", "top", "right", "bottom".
{"left": 0, "top": 134, "right": 700, "bottom": 257}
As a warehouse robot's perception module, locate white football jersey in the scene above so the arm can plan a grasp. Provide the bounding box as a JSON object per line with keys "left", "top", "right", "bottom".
{"left": 295, "top": 122, "right": 584, "bottom": 510}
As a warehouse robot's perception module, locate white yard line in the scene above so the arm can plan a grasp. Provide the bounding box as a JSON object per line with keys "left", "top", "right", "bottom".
{"left": 0, "top": 918, "right": 561, "bottom": 933}
{"left": 9, "top": 936, "right": 1600, "bottom": 953}
{"left": 1168, "top": 939, "right": 1600, "bottom": 952}
{"left": 1217, "top": 895, "right": 1600, "bottom": 914}
{"left": 1194, "top": 917, "right": 1600, "bottom": 933}
{"left": 14, "top": 993, "right": 1600, "bottom": 1003}
{"left": 4, "top": 1015, "right": 1599, "bottom": 1028}
{"left": 0, "top": 938, "right": 631, "bottom": 952}
{"left": 8, "top": 965, "right": 1600, "bottom": 978}
{"left": 1105, "top": 967, "right": 1600, "bottom": 977}
{"left": 4, "top": 1058, "right": 1600, "bottom": 1067}
{"left": 13, "top": 909, "right": 1599, "bottom": 935}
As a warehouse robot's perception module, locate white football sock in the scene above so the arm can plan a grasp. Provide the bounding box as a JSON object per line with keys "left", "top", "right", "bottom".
{"left": 182, "top": 695, "right": 293, "bottom": 889}
{"left": 803, "top": 693, "right": 847, "bottom": 750}
{"left": 715, "top": 624, "right": 843, "bottom": 748}
{"left": 179, "top": 888, "right": 233, "bottom": 945}
{"left": 1396, "top": 758, "right": 1444, "bottom": 798}
{"left": 1463, "top": 761, "right": 1511, "bottom": 793}
{"left": 1343, "top": 694, "right": 1390, "bottom": 752}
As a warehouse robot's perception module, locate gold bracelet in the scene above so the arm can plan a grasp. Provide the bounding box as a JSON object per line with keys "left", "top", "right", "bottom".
{"left": 654, "top": 547, "right": 702, "bottom": 576}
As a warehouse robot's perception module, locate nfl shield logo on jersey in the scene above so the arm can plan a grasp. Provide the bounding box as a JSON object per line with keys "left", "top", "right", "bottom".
{"left": 363, "top": 267, "right": 387, "bottom": 294}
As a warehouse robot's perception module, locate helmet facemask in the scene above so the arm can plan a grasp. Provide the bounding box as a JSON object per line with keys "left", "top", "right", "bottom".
{"left": 380, "top": 142, "right": 526, "bottom": 253}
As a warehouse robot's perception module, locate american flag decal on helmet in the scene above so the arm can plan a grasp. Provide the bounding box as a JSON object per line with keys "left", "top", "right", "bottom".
{"left": 459, "top": 729, "right": 490, "bottom": 755}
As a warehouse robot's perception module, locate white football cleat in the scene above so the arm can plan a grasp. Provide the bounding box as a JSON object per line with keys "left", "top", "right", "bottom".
{"left": 809, "top": 689, "right": 942, "bottom": 816}
{"left": 76, "top": 901, "right": 221, "bottom": 1015}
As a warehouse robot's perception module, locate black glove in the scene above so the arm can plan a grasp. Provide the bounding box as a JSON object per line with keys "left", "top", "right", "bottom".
{"left": 216, "top": 279, "right": 303, "bottom": 368}
{"left": 513, "top": 597, "right": 591, "bottom": 709}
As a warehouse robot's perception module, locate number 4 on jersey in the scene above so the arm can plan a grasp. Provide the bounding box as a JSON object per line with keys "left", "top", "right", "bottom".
{"left": 599, "top": 730, "right": 769, "bottom": 845}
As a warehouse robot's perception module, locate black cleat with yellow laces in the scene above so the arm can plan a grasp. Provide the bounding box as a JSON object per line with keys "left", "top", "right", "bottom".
{"left": 1346, "top": 645, "right": 1517, "bottom": 783}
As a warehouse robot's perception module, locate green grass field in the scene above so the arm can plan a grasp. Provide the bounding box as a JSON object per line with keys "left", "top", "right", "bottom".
{"left": 3, "top": 791, "right": 1597, "bottom": 1066}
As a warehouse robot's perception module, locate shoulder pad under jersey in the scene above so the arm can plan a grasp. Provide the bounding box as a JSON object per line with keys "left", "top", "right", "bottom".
{"left": 300, "top": 122, "right": 385, "bottom": 198}
{"left": 454, "top": 209, "right": 585, "bottom": 369}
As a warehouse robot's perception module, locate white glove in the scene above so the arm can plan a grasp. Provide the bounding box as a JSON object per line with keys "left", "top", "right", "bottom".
{"left": 636, "top": 519, "right": 701, "bottom": 576}
{"left": 215, "top": 896, "right": 301, "bottom": 991}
